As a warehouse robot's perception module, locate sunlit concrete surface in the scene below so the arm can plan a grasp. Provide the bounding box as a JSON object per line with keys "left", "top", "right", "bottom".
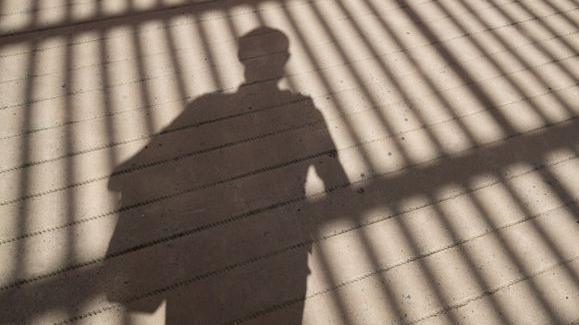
{"left": 1, "top": 0, "right": 578, "bottom": 324}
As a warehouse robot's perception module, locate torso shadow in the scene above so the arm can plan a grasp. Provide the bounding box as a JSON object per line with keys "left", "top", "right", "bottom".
{"left": 104, "top": 80, "right": 348, "bottom": 324}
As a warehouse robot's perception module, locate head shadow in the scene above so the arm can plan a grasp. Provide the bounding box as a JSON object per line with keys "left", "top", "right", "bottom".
{"left": 238, "top": 26, "right": 290, "bottom": 84}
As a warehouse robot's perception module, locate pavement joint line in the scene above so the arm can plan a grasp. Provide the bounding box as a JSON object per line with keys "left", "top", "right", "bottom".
{"left": 0, "top": 0, "right": 528, "bottom": 77}
{"left": 0, "top": 84, "right": 577, "bottom": 208}
{"left": 1, "top": 116, "right": 576, "bottom": 247}
{"left": 1, "top": 26, "right": 576, "bottom": 140}
{"left": 51, "top": 203, "right": 579, "bottom": 325}
{"left": 1, "top": 54, "right": 576, "bottom": 178}
{"left": 407, "top": 254, "right": 579, "bottom": 324}
{"left": 1, "top": 129, "right": 577, "bottom": 291}
{"left": 0, "top": 0, "right": 425, "bottom": 41}
{"left": 2, "top": 5, "right": 575, "bottom": 111}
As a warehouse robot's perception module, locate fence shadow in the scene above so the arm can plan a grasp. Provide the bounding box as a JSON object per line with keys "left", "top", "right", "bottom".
{"left": 0, "top": 0, "right": 577, "bottom": 324}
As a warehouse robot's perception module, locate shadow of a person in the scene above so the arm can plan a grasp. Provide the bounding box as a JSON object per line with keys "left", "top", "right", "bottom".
{"left": 104, "top": 27, "right": 349, "bottom": 324}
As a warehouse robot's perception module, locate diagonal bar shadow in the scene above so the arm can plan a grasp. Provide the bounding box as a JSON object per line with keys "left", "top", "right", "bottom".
{"left": 1, "top": 0, "right": 578, "bottom": 324}
{"left": 1, "top": 113, "right": 577, "bottom": 323}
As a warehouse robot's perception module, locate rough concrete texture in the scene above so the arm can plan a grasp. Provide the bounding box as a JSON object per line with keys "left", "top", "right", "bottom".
{"left": 0, "top": 0, "right": 578, "bottom": 324}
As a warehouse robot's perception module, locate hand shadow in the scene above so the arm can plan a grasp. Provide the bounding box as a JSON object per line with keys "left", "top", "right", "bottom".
{"left": 104, "top": 27, "right": 349, "bottom": 324}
